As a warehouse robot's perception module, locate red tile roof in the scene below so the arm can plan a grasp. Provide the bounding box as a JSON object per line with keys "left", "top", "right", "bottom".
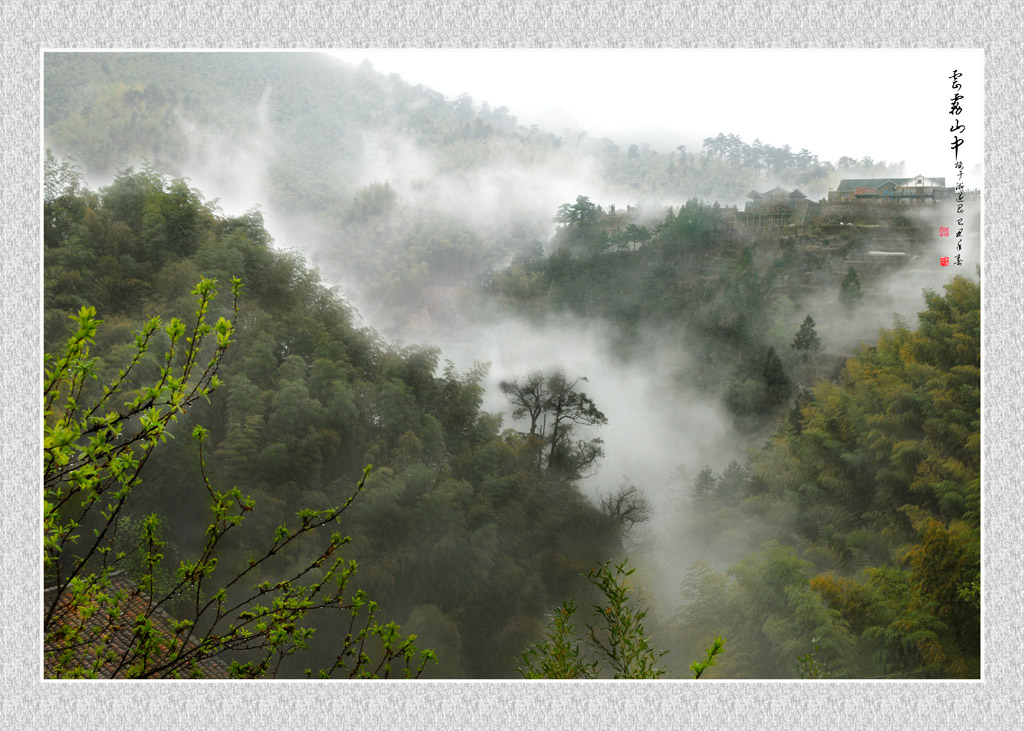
{"left": 44, "top": 573, "right": 233, "bottom": 679}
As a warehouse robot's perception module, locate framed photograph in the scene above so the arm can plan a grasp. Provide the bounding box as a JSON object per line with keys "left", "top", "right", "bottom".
{"left": 10, "top": 4, "right": 1019, "bottom": 730}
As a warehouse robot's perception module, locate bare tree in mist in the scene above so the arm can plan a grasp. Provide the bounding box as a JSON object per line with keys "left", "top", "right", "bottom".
{"left": 599, "top": 482, "right": 652, "bottom": 530}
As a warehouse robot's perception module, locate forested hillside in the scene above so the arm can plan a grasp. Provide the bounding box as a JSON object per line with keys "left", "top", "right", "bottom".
{"left": 486, "top": 192, "right": 970, "bottom": 432}
{"left": 45, "top": 53, "right": 901, "bottom": 205}
{"left": 661, "top": 275, "right": 980, "bottom": 678}
{"left": 44, "top": 162, "right": 629, "bottom": 678}
{"left": 479, "top": 190, "right": 980, "bottom": 678}
{"left": 44, "top": 52, "right": 906, "bottom": 334}
{"left": 42, "top": 51, "right": 980, "bottom": 680}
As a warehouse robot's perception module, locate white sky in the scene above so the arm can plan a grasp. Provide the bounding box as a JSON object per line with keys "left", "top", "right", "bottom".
{"left": 329, "top": 48, "right": 983, "bottom": 180}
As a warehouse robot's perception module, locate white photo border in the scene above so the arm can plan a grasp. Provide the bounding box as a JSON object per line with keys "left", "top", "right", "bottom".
{"left": 6, "top": 2, "right": 1021, "bottom": 729}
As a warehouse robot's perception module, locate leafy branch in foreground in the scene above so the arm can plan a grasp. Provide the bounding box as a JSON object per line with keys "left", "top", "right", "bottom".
{"left": 584, "top": 560, "right": 666, "bottom": 679}
{"left": 690, "top": 635, "right": 725, "bottom": 679}
{"left": 43, "top": 278, "right": 434, "bottom": 678}
{"left": 516, "top": 600, "right": 597, "bottom": 679}
{"left": 519, "top": 560, "right": 728, "bottom": 679}
{"left": 796, "top": 638, "right": 832, "bottom": 679}
{"left": 518, "top": 560, "right": 672, "bottom": 679}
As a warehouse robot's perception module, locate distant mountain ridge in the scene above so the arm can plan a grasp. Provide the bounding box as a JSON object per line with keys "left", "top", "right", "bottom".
{"left": 44, "top": 52, "right": 903, "bottom": 210}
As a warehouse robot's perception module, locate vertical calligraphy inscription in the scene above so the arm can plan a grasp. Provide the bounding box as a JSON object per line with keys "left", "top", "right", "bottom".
{"left": 949, "top": 70, "right": 966, "bottom": 266}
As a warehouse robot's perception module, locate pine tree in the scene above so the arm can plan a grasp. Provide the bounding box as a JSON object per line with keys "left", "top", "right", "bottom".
{"left": 791, "top": 315, "right": 821, "bottom": 362}
{"left": 762, "top": 346, "right": 790, "bottom": 402}
{"left": 692, "top": 467, "right": 717, "bottom": 512}
{"left": 716, "top": 459, "right": 749, "bottom": 504}
{"left": 839, "top": 266, "right": 863, "bottom": 309}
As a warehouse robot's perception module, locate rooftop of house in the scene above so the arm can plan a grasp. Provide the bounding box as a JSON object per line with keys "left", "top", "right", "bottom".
{"left": 747, "top": 187, "right": 810, "bottom": 202}
{"left": 836, "top": 176, "right": 947, "bottom": 192}
{"left": 44, "top": 573, "right": 234, "bottom": 679}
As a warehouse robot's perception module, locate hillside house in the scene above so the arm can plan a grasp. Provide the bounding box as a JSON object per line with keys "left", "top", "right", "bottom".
{"left": 828, "top": 175, "right": 950, "bottom": 203}
{"left": 742, "top": 187, "right": 813, "bottom": 229}
{"left": 745, "top": 186, "right": 810, "bottom": 211}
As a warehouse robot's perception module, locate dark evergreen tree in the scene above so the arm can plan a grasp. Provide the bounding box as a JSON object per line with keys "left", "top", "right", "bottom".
{"left": 623, "top": 223, "right": 651, "bottom": 252}
{"left": 691, "top": 467, "right": 717, "bottom": 513}
{"left": 715, "top": 459, "right": 749, "bottom": 504}
{"left": 791, "top": 315, "right": 821, "bottom": 362}
{"left": 762, "top": 347, "right": 790, "bottom": 403}
{"left": 553, "top": 195, "right": 600, "bottom": 228}
{"left": 839, "top": 266, "right": 863, "bottom": 309}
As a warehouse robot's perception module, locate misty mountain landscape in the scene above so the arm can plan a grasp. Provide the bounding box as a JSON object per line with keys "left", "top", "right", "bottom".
{"left": 43, "top": 51, "right": 980, "bottom": 679}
